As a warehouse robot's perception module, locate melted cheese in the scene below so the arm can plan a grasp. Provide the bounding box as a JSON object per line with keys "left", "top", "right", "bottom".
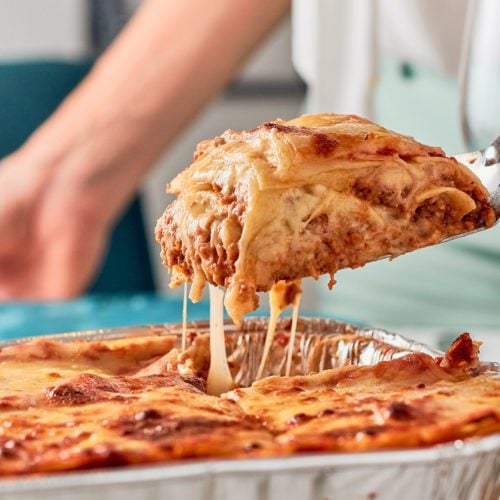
{"left": 0, "top": 336, "right": 178, "bottom": 410}
{"left": 227, "top": 336, "right": 500, "bottom": 453}
{"left": 256, "top": 280, "right": 302, "bottom": 380}
{"left": 182, "top": 282, "right": 188, "bottom": 352}
{"left": 0, "top": 373, "right": 276, "bottom": 476}
{"left": 285, "top": 293, "right": 301, "bottom": 377}
{"left": 206, "top": 285, "right": 233, "bottom": 395}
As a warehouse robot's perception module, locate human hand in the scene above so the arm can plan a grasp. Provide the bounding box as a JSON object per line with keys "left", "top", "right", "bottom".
{"left": 0, "top": 0, "right": 292, "bottom": 302}
{"left": 0, "top": 150, "right": 110, "bottom": 300}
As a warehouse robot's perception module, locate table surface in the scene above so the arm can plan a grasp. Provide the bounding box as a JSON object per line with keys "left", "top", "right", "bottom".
{"left": 0, "top": 294, "right": 209, "bottom": 340}
{"left": 0, "top": 294, "right": 498, "bottom": 361}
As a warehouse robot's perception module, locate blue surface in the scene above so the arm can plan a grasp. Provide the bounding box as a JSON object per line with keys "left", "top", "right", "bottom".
{"left": 0, "top": 61, "right": 155, "bottom": 298}
{"left": 0, "top": 293, "right": 360, "bottom": 341}
{"left": 0, "top": 294, "right": 210, "bottom": 340}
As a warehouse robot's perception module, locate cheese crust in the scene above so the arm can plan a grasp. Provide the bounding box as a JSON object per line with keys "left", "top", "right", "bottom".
{"left": 155, "top": 114, "right": 496, "bottom": 323}
{"left": 0, "top": 332, "right": 498, "bottom": 476}
{"left": 0, "top": 335, "right": 276, "bottom": 475}
{"left": 227, "top": 334, "right": 500, "bottom": 452}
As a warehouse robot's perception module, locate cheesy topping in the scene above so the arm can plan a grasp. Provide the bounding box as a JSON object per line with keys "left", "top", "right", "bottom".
{"left": 226, "top": 334, "right": 500, "bottom": 453}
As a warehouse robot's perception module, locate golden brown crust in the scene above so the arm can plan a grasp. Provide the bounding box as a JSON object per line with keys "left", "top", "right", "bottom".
{"left": 0, "top": 333, "right": 498, "bottom": 476}
{"left": 0, "top": 383, "right": 276, "bottom": 475}
{"left": 155, "top": 113, "right": 496, "bottom": 322}
{"left": 0, "top": 337, "right": 276, "bottom": 476}
{"left": 226, "top": 334, "right": 500, "bottom": 453}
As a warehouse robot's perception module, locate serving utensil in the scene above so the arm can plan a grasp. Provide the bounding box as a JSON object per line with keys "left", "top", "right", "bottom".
{"left": 452, "top": 134, "right": 500, "bottom": 236}
{"left": 372, "top": 136, "right": 500, "bottom": 262}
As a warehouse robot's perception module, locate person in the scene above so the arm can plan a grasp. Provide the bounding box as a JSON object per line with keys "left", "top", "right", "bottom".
{"left": 0, "top": 1, "right": 160, "bottom": 298}
{"left": 0, "top": 0, "right": 498, "bottom": 329}
{"left": 0, "top": 0, "right": 290, "bottom": 300}
{"left": 293, "top": 0, "right": 500, "bottom": 329}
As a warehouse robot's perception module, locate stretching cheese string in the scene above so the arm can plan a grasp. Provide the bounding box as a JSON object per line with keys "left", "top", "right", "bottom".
{"left": 256, "top": 290, "right": 282, "bottom": 380}
{"left": 188, "top": 281, "right": 301, "bottom": 390}
{"left": 206, "top": 285, "right": 234, "bottom": 395}
{"left": 182, "top": 282, "right": 188, "bottom": 352}
{"left": 285, "top": 293, "right": 301, "bottom": 377}
{"left": 257, "top": 281, "right": 302, "bottom": 380}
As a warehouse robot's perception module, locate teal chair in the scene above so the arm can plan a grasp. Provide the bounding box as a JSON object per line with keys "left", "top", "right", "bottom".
{"left": 0, "top": 61, "right": 155, "bottom": 294}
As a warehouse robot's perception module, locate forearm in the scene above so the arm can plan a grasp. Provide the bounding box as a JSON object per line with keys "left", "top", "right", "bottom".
{"left": 23, "top": 0, "right": 290, "bottom": 222}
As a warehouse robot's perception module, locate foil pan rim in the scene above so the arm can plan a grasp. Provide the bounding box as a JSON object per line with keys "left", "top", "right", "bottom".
{"left": 0, "top": 317, "right": 444, "bottom": 356}
{"left": 0, "top": 434, "right": 498, "bottom": 493}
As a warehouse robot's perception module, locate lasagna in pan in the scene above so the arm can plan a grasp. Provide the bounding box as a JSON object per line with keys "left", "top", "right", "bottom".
{"left": 0, "top": 330, "right": 498, "bottom": 476}
{"left": 155, "top": 113, "right": 496, "bottom": 323}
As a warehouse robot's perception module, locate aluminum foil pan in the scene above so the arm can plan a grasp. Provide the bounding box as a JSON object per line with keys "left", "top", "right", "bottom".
{"left": 0, "top": 317, "right": 498, "bottom": 500}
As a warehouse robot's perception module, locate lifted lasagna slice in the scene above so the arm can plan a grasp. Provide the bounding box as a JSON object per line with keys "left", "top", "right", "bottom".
{"left": 155, "top": 113, "right": 496, "bottom": 323}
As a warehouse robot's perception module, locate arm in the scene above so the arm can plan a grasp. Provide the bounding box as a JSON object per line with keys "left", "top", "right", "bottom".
{"left": 0, "top": 0, "right": 290, "bottom": 299}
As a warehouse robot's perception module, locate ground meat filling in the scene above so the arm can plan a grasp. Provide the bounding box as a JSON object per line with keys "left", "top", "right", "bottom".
{"left": 156, "top": 175, "right": 495, "bottom": 303}
{"left": 155, "top": 186, "right": 245, "bottom": 292}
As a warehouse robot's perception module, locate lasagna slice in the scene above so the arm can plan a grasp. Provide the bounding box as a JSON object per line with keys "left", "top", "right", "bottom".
{"left": 226, "top": 334, "right": 500, "bottom": 452}
{"left": 155, "top": 114, "right": 496, "bottom": 323}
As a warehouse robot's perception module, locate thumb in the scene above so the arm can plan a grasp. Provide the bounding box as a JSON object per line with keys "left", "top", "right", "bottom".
{"left": 0, "top": 155, "right": 48, "bottom": 258}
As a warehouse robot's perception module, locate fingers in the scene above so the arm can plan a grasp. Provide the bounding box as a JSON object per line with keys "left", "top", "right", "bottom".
{"left": 0, "top": 214, "right": 109, "bottom": 302}
{"left": 0, "top": 157, "right": 40, "bottom": 258}
{"left": 0, "top": 153, "right": 111, "bottom": 301}
{"left": 0, "top": 238, "right": 106, "bottom": 301}
{"left": 39, "top": 214, "right": 109, "bottom": 299}
{"left": 0, "top": 255, "right": 37, "bottom": 300}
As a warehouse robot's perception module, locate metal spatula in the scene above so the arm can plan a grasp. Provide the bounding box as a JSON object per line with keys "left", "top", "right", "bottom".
{"left": 374, "top": 136, "right": 500, "bottom": 262}
{"left": 451, "top": 136, "right": 500, "bottom": 239}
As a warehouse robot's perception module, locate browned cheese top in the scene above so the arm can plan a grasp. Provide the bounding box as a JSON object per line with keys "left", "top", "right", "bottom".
{"left": 0, "top": 332, "right": 498, "bottom": 476}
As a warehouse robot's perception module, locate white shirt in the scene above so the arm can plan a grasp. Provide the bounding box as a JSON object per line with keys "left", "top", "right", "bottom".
{"left": 292, "top": 0, "right": 468, "bottom": 118}
{"left": 291, "top": 0, "right": 500, "bottom": 329}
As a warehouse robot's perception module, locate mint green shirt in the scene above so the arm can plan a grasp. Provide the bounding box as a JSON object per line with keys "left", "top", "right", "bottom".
{"left": 314, "top": 58, "right": 500, "bottom": 329}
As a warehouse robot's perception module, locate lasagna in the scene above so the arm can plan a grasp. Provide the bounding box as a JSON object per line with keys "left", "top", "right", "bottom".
{"left": 227, "top": 333, "right": 500, "bottom": 452}
{"left": 0, "top": 331, "right": 498, "bottom": 476}
{"left": 0, "top": 335, "right": 277, "bottom": 476}
{"left": 155, "top": 113, "right": 496, "bottom": 323}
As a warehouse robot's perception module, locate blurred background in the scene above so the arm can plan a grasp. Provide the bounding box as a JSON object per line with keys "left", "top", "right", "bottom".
{"left": 0, "top": 0, "right": 498, "bottom": 358}
{"left": 0, "top": 0, "right": 304, "bottom": 337}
